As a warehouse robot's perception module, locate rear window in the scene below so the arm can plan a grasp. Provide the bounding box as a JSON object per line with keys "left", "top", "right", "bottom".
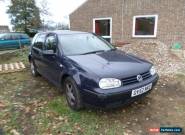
{"left": 0, "top": 34, "right": 6, "bottom": 39}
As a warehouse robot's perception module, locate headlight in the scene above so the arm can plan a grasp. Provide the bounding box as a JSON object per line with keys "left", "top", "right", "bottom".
{"left": 150, "top": 66, "right": 156, "bottom": 76}
{"left": 99, "top": 78, "right": 122, "bottom": 89}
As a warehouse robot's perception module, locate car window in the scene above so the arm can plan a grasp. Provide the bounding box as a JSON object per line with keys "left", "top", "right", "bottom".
{"left": 20, "top": 34, "right": 29, "bottom": 39}
{"left": 33, "top": 34, "right": 46, "bottom": 50}
{"left": 0, "top": 34, "right": 5, "bottom": 40}
{"left": 59, "top": 33, "right": 115, "bottom": 56}
{"left": 45, "top": 35, "right": 57, "bottom": 53}
{"left": 4, "top": 34, "right": 12, "bottom": 40}
{"left": 11, "top": 34, "right": 20, "bottom": 40}
{"left": 31, "top": 33, "right": 39, "bottom": 45}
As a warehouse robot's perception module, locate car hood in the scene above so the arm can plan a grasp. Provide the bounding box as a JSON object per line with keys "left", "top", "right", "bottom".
{"left": 67, "top": 50, "right": 152, "bottom": 79}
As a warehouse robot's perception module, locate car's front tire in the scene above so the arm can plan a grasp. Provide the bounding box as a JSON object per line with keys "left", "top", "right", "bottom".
{"left": 64, "top": 77, "right": 83, "bottom": 110}
{"left": 30, "top": 60, "right": 39, "bottom": 77}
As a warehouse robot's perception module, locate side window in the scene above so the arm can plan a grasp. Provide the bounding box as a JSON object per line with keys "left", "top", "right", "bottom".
{"left": 11, "top": 34, "right": 19, "bottom": 40}
{"left": 4, "top": 34, "right": 12, "bottom": 40}
{"left": 45, "top": 35, "right": 57, "bottom": 53}
{"left": 33, "top": 34, "right": 45, "bottom": 50}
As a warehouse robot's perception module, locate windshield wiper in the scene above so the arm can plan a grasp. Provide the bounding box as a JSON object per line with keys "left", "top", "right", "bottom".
{"left": 81, "top": 50, "right": 105, "bottom": 55}
{"left": 110, "top": 48, "right": 117, "bottom": 51}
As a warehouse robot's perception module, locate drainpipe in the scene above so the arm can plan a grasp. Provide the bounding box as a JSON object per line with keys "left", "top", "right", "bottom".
{"left": 121, "top": 0, "right": 125, "bottom": 40}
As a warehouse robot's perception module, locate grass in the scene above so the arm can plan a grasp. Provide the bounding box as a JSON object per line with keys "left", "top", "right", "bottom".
{"left": 48, "top": 97, "right": 97, "bottom": 134}
{"left": 0, "top": 48, "right": 29, "bottom": 65}
{"left": 0, "top": 49, "right": 185, "bottom": 135}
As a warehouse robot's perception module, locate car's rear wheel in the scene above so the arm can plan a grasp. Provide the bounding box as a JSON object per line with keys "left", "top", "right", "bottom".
{"left": 64, "top": 77, "right": 83, "bottom": 110}
{"left": 30, "top": 60, "right": 39, "bottom": 77}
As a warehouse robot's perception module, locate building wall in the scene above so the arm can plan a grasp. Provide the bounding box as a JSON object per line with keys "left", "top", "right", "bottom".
{"left": 70, "top": 0, "right": 185, "bottom": 47}
{"left": 0, "top": 26, "right": 10, "bottom": 33}
{"left": 70, "top": 0, "right": 123, "bottom": 42}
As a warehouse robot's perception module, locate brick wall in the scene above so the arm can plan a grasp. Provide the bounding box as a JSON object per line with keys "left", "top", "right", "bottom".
{"left": 70, "top": 0, "right": 185, "bottom": 47}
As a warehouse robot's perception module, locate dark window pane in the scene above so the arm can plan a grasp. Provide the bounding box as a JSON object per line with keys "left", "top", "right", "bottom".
{"left": 95, "top": 19, "right": 110, "bottom": 36}
{"left": 11, "top": 34, "right": 19, "bottom": 40}
{"left": 135, "top": 17, "right": 155, "bottom": 35}
{"left": 4, "top": 34, "right": 12, "bottom": 40}
{"left": 20, "top": 34, "right": 29, "bottom": 39}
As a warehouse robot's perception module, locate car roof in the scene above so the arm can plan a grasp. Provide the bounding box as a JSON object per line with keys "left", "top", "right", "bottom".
{"left": 0, "top": 32, "right": 27, "bottom": 35}
{"left": 39, "top": 30, "right": 89, "bottom": 35}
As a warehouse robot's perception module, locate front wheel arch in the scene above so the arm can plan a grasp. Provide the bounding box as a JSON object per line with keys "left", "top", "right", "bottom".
{"left": 64, "top": 76, "right": 83, "bottom": 110}
{"left": 60, "top": 73, "right": 82, "bottom": 90}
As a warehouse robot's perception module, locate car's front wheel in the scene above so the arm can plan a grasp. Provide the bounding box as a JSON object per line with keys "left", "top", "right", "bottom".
{"left": 64, "top": 77, "right": 83, "bottom": 110}
{"left": 30, "top": 60, "right": 39, "bottom": 77}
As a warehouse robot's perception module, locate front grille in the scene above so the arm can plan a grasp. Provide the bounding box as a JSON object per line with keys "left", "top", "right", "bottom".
{"left": 121, "top": 71, "right": 152, "bottom": 86}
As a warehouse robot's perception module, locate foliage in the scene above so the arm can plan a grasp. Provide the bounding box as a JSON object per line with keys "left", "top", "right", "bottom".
{"left": 7, "top": 0, "right": 41, "bottom": 36}
{"left": 40, "top": 21, "right": 70, "bottom": 31}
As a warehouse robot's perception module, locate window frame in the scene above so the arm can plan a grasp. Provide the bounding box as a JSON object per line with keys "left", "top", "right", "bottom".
{"left": 93, "top": 17, "right": 112, "bottom": 43}
{"left": 132, "top": 14, "right": 158, "bottom": 38}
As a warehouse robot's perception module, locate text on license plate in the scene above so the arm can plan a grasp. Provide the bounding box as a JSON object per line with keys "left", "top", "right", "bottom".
{"left": 131, "top": 83, "right": 152, "bottom": 97}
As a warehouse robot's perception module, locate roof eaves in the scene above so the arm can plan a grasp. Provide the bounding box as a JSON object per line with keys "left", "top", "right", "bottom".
{"left": 69, "top": 0, "right": 89, "bottom": 16}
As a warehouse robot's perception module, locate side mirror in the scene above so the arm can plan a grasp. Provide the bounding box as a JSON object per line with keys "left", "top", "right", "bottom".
{"left": 43, "top": 50, "right": 55, "bottom": 56}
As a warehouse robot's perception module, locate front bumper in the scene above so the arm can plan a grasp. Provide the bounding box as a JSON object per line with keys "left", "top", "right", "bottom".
{"left": 81, "top": 74, "right": 159, "bottom": 108}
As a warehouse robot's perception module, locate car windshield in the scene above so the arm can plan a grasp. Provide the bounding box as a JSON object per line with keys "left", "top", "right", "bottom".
{"left": 59, "top": 33, "right": 115, "bottom": 56}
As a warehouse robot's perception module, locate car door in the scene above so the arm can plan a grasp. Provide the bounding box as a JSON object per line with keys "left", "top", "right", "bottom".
{"left": 31, "top": 34, "right": 46, "bottom": 75}
{"left": 42, "top": 34, "right": 61, "bottom": 87}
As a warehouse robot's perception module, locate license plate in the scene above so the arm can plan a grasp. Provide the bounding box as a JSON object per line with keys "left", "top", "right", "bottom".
{"left": 131, "top": 83, "right": 152, "bottom": 97}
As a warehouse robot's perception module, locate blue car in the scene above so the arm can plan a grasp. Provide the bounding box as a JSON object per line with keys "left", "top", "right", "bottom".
{"left": 28, "top": 31, "right": 159, "bottom": 110}
{"left": 0, "top": 33, "right": 31, "bottom": 50}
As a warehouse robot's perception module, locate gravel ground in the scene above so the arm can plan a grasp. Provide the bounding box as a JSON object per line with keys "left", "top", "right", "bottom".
{"left": 119, "top": 40, "right": 185, "bottom": 76}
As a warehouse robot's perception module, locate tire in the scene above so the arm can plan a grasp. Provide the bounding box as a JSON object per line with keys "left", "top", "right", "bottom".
{"left": 30, "top": 60, "right": 39, "bottom": 77}
{"left": 64, "top": 77, "right": 83, "bottom": 110}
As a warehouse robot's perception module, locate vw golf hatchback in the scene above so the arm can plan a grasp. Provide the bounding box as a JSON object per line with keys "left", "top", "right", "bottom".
{"left": 28, "top": 31, "right": 158, "bottom": 110}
